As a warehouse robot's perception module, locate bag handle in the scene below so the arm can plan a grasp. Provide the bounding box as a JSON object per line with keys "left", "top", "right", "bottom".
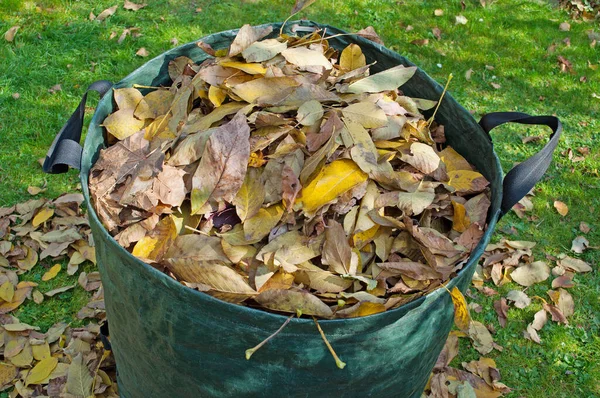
{"left": 43, "top": 80, "right": 113, "bottom": 174}
{"left": 479, "top": 112, "right": 562, "bottom": 216}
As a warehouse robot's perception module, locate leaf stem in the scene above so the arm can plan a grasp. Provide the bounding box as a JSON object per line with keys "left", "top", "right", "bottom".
{"left": 427, "top": 73, "right": 453, "bottom": 126}
{"left": 245, "top": 314, "right": 294, "bottom": 360}
{"left": 313, "top": 316, "right": 346, "bottom": 369}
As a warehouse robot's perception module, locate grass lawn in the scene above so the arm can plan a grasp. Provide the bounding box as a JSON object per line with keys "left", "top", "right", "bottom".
{"left": 1, "top": 0, "right": 599, "bottom": 396}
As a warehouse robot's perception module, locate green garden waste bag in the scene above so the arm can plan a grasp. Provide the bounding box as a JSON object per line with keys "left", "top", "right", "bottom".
{"left": 44, "top": 20, "right": 561, "bottom": 398}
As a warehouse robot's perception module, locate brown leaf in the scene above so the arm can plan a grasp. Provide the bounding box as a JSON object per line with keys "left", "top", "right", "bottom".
{"left": 4, "top": 26, "right": 20, "bottom": 42}
{"left": 432, "top": 27, "right": 442, "bottom": 40}
{"left": 124, "top": 0, "right": 147, "bottom": 11}
{"left": 410, "top": 38, "right": 429, "bottom": 46}
{"left": 281, "top": 165, "right": 301, "bottom": 211}
{"left": 579, "top": 221, "right": 591, "bottom": 234}
{"left": 96, "top": 5, "right": 117, "bottom": 21}
{"left": 191, "top": 112, "right": 251, "bottom": 214}
{"left": 229, "top": 24, "right": 273, "bottom": 57}
{"left": 468, "top": 321, "right": 494, "bottom": 355}
{"left": 136, "top": 47, "right": 149, "bottom": 57}
{"left": 510, "top": 261, "right": 550, "bottom": 286}
{"left": 553, "top": 200, "right": 569, "bottom": 216}
{"left": 356, "top": 26, "right": 384, "bottom": 45}
{"left": 557, "top": 255, "right": 592, "bottom": 273}
{"left": 559, "top": 22, "right": 571, "bottom": 31}
{"left": 543, "top": 302, "right": 568, "bottom": 324}
{"left": 493, "top": 298, "right": 508, "bottom": 327}
{"left": 168, "top": 259, "right": 256, "bottom": 299}
{"left": 322, "top": 220, "right": 352, "bottom": 275}
{"left": 505, "top": 290, "right": 530, "bottom": 309}
{"left": 255, "top": 289, "right": 332, "bottom": 317}
{"left": 571, "top": 236, "right": 589, "bottom": 253}
{"left": 44, "top": 284, "right": 76, "bottom": 297}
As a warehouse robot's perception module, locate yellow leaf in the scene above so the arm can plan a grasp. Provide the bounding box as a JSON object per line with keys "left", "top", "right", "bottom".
{"left": 32, "top": 207, "right": 54, "bottom": 227}
{"left": 4, "top": 26, "right": 20, "bottom": 42}
{"left": 446, "top": 170, "right": 489, "bottom": 194}
{"left": 113, "top": 88, "right": 144, "bottom": 111}
{"left": 208, "top": 85, "right": 227, "bottom": 107}
{"left": 553, "top": 200, "right": 568, "bottom": 216}
{"left": 243, "top": 204, "right": 284, "bottom": 242}
{"left": 248, "top": 151, "right": 267, "bottom": 167}
{"left": 449, "top": 286, "right": 471, "bottom": 332}
{"left": 32, "top": 342, "right": 51, "bottom": 361}
{"left": 297, "top": 159, "right": 368, "bottom": 215}
{"left": 451, "top": 201, "right": 471, "bottom": 232}
{"left": 0, "top": 281, "right": 14, "bottom": 302}
{"left": 102, "top": 108, "right": 145, "bottom": 140}
{"left": 233, "top": 167, "right": 265, "bottom": 222}
{"left": 338, "top": 301, "right": 386, "bottom": 318}
{"left": 352, "top": 225, "right": 380, "bottom": 249}
{"left": 0, "top": 363, "right": 17, "bottom": 388}
{"left": 340, "top": 43, "right": 366, "bottom": 71}
{"left": 16, "top": 245, "right": 37, "bottom": 271}
{"left": 0, "top": 282, "right": 35, "bottom": 314}
{"left": 132, "top": 216, "right": 178, "bottom": 261}
{"left": 220, "top": 61, "right": 267, "bottom": 75}
{"left": 230, "top": 76, "right": 301, "bottom": 103}
{"left": 25, "top": 357, "right": 58, "bottom": 386}
{"left": 42, "top": 264, "right": 61, "bottom": 282}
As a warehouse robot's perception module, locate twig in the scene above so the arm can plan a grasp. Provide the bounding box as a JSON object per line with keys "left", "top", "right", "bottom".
{"left": 245, "top": 314, "right": 294, "bottom": 360}
{"left": 313, "top": 316, "right": 346, "bottom": 369}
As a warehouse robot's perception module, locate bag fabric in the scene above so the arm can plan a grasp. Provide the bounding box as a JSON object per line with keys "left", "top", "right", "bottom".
{"left": 81, "top": 20, "right": 504, "bottom": 398}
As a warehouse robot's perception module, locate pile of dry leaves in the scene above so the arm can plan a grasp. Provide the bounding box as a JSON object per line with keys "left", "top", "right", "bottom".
{"left": 89, "top": 22, "right": 492, "bottom": 319}
{"left": 0, "top": 195, "right": 115, "bottom": 396}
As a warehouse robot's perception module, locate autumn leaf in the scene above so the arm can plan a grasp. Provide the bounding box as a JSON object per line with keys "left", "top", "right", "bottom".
{"left": 346, "top": 65, "right": 417, "bottom": 94}
{"left": 42, "top": 264, "right": 61, "bottom": 281}
{"left": 340, "top": 44, "right": 366, "bottom": 71}
{"left": 449, "top": 287, "right": 471, "bottom": 332}
{"left": 66, "top": 353, "right": 93, "bottom": 397}
{"left": 297, "top": 159, "right": 368, "bottom": 215}
{"left": 281, "top": 47, "right": 333, "bottom": 71}
{"left": 131, "top": 215, "right": 178, "bottom": 262}
{"left": 291, "top": 0, "right": 318, "bottom": 14}
{"left": 322, "top": 220, "right": 352, "bottom": 275}
{"left": 167, "top": 259, "right": 256, "bottom": 299}
{"left": 511, "top": 261, "right": 550, "bottom": 286}
{"left": 255, "top": 289, "right": 332, "bottom": 317}
{"left": 229, "top": 24, "right": 273, "bottom": 57}
{"left": 25, "top": 357, "right": 58, "bottom": 386}
{"left": 191, "top": 112, "right": 250, "bottom": 214}
{"left": 96, "top": 5, "right": 117, "bottom": 21}
{"left": 553, "top": 200, "right": 569, "bottom": 216}
{"left": 342, "top": 102, "right": 388, "bottom": 129}
{"left": 0, "top": 281, "right": 14, "bottom": 302}
{"left": 297, "top": 100, "right": 324, "bottom": 126}
{"left": 101, "top": 109, "right": 145, "bottom": 140}
{"left": 124, "top": 0, "right": 147, "bottom": 11}
{"left": 233, "top": 167, "right": 265, "bottom": 222}
{"left": 4, "top": 26, "right": 20, "bottom": 42}
{"left": 446, "top": 170, "right": 489, "bottom": 194}
{"left": 243, "top": 204, "right": 284, "bottom": 242}
{"left": 242, "top": 39, "right": 287, "bottom": 63}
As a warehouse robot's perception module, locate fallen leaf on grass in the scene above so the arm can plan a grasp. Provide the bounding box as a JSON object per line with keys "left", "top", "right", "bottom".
{"left": 505, "top": 290, "right": 531, "bottom": 309}
{"left": 557, "top": 255, "right": 592, "bottom": 273}
{"left": 510, "top": 261, "right": 550, "bottom": 286}
{"left": 493, "top": 298, "right": 508, "bottom": 327}
{"left": 524, "top": 309, "right": 547, "bottom": 344}
{"left": 554, "top": 200, "right": 568, "bottom": 216}
{"left": 4, "top": 26, "right": 20, "bottom": 42}
{"left": 571, "top": 236, "right": 589, "bottom": 253}
{"left": 27, "top": 186, "right": 46, "bottom": 195}
{"left": 356, "top": 26, "right": 384, "bottom": 45}
{"left": 44, "top": 284, "right": 76, "bottom": 297}
{"left": 136, "top": 47, "right": 149, "bottom": 57}
{"left": 124, "top": 0, "right": 147, "bottom": 11}
{"left": 455, "top": 15, "right": 468, "bottom": 25}
{"left": 434, "top": 9, "right": 444, "bottom": 16}
{"left": 95, "top": 5, "right": 117, "bottom": 21}
{"left": 579, "top": 221, "right": 590, "bottom": 233}
{"left": 559, "top": 22, "right": 571, "bottom": 31}
{"left": 468, "top": 321, "right": 494, "bottom": 355}
{"left": 41, "top": 264, "right": 61, "bottom": 281}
